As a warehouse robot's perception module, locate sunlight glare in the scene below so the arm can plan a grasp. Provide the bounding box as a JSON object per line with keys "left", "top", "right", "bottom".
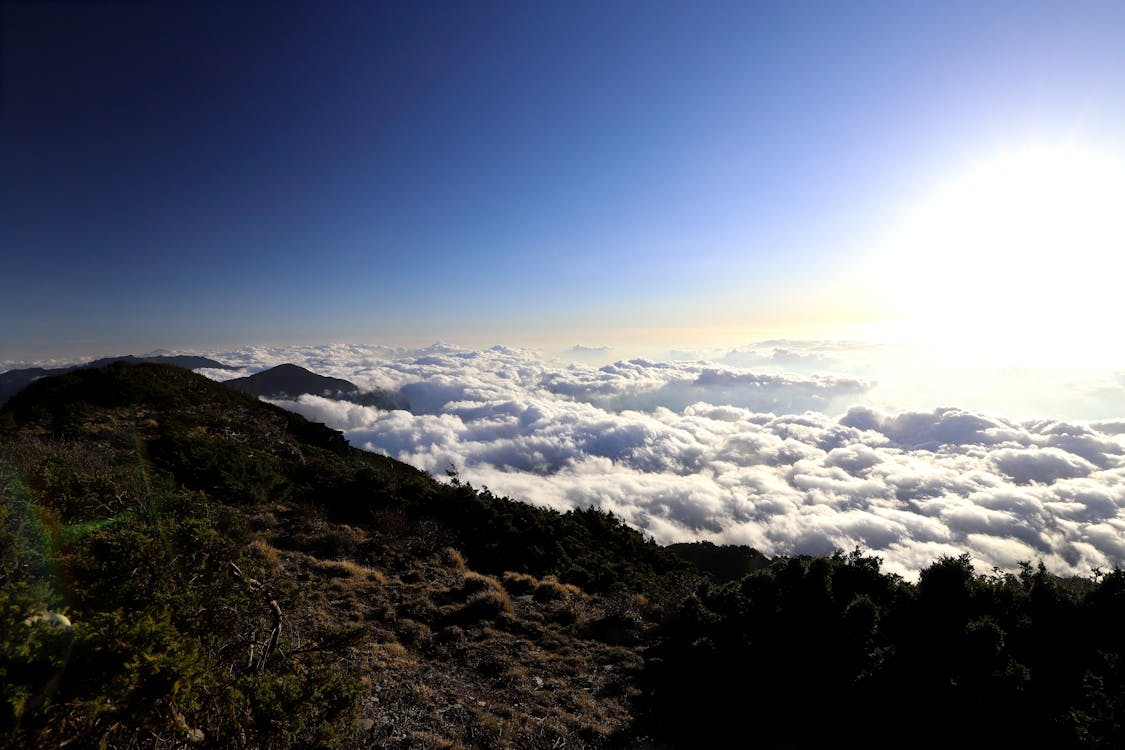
{"left": 873, "top": 146, "right": 1125, "bottom": 365}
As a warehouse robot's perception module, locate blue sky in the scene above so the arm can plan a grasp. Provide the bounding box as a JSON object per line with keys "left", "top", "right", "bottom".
{"left": 4, "top": 1, "right": 1125, "bottom": 360}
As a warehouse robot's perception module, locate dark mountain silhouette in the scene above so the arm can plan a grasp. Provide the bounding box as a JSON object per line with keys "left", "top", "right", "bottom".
{"left": 0, "top": 354, "right": 234, "bottom": 407}
{"left": 223, "top": 363, "right": 359, "bottom": 399}
{"left": 223, "top": 363, "right": 408, "bottom": 409}
{"left": 83, "top": 354, "right": 234, "bottom": 371}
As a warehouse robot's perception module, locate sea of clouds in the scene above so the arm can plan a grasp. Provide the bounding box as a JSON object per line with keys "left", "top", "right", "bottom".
{"left": 193, "top": 342, "right": 1125, "bottom": 579}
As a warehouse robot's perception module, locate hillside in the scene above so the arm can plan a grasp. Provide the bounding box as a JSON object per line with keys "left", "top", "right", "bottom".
{"left": 3, "top": 363, "right": 1125, "bottom": 749}
{"left": 0, "top": 363, "right": 686, "bottom": 749}
{"left": 0, "top": 354, "right": 236, "bottom": 407}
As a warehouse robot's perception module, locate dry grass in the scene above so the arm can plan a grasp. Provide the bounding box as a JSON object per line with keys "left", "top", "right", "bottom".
{"left": 395, "top": 618, "right": 432, "bottom": 648}
{"left": 407, "top": 730, "right": 467, "bottom": 750}
{"left": 439, "top": 571, "right": 515, "bottom": 623}
{"left": 369, "top": 641, "right": 410, "bottom": 666}
{"left": 459, "top": 571, "right": 507, "bottom": 597}
{"left": 253, "top": 503, "right": 649, "bottom": 749}
{"left": 312, "top": 557, "right": 389, "bottom": 584}
{"left": 441, "top": 547, "right": 467, "bottom": 571}
{"left": 246, "top": 537, "right": 281, "bottom": 566}
{"left": 500, "top": 571, "right": 538, "bottom": 595}
{"left": 533, "top": 575, "right": 584, "bottom": 603}
{"left": 459, "top": 589, "right": 514, "bottom": 621}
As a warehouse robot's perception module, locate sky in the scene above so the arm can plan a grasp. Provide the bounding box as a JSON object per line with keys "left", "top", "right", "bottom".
{"left": 5, "top": 1, "right": 1125, "bottom": 361}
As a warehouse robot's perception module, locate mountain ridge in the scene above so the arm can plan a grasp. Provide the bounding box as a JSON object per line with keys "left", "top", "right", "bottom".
{"left": 223, "top": 363, "right": 408, "bottom": 410}
{"left": 0, "top": 354, "right": 236, "bottom": 407}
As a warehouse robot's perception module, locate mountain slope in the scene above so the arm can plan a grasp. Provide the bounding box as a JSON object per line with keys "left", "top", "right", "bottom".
{"left": 0, "top": 362, "right": 685, "bottom": 749}
{"left": 0, "top": 354, "right": 235, "bottom": 407}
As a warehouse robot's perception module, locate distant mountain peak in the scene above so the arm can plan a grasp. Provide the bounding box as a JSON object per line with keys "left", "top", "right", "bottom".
{"left": 223, "top": 363, "right": 408, "bottom": 410}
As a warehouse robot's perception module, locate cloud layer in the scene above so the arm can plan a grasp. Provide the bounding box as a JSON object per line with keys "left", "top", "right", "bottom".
{"left": 201, "top": 343, "right": 1125, "bottom": 579}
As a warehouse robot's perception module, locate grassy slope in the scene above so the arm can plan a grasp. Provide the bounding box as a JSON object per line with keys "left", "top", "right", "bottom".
{"left": 0, "top": 363, "right": 690, "bottom": 749}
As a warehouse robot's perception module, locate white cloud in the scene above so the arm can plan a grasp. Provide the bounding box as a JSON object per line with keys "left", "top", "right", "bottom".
{"left": 990, "top": 447, "right": 1097, "bottom": 484}
{"left": 208, "top": 343, "right": 1125, "bottom": 579}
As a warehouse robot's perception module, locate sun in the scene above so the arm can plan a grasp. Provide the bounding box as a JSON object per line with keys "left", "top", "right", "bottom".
{"left": 872, "top": 145, "right": 1125, "bottom": 364}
